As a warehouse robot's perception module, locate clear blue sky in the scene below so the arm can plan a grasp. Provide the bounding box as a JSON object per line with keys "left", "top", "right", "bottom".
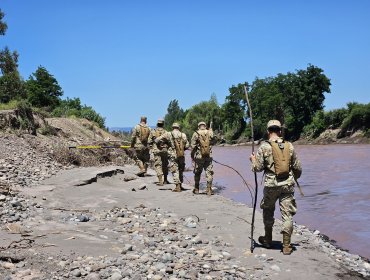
{"left": 1, "top": 0, "right": 369, "bottom": 127}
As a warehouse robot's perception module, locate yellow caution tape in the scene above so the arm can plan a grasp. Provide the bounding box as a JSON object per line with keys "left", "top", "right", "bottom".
{"left": 69, "top": 145, "right": 131, "bottom": 149}
{"left": 76, "top": 145, "right": 102, "bottom": 149}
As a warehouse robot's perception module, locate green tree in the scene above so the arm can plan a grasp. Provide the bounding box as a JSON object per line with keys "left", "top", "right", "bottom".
{"left": 52, "top": 97, "right": 82, "bottom": 117}
{"left": 248, "top": 65, "right": 331, "bottom": 140}
{"left": 339, "top": 102, "right": 370, "bottom": 137}
{"left": 80, "top": 105, "right": 106, "bottom": 128}
{"left": 221, "top": 83, "right": 247, "bottom": 141}
{"left": 323, "top": 108, "right": 348, "bottom": 129}
{"left": 181, "top": 94, "right": 222, "bottom": 136}
{"left": 26, "top": 66, "right": 63, "bottom": 110}
{"left": 0, "top": 47, "right": 26, "bottom": 103}
{"left": 0, "top": 9, "right": 7, "bottom": 35}
{"left": 52, "top": 97, "right": 105, "bottom": 128}
{"left": 164, "top": 99, "right": 184, "bottom": 130}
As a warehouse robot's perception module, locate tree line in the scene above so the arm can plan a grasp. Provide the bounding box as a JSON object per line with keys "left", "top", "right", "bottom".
{"left": 0, "top": 9, "right": 105, "bottom": 128}
{"left": 164, "top": 65, "right": 370, "bottom": 142}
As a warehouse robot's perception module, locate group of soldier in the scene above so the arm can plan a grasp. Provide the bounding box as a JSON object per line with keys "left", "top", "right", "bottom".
{"left": 130, "top": 116, "right": 216, "bottom": 195}
{"left": 130, "top": 116, "right": 302, "bottom": 255}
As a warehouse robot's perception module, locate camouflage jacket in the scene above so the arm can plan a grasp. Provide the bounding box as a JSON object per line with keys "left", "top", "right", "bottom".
{"left": 190, "top": 128, "right": 216, "bottom": 160}
{"left": 156, "top": 129, "right": 189, "bottom": 158}
{"left": 131, "top": 123, "right": 151, "bottom": 150}
{"left": 251, "top": 137, "right": 302, "bottom": 187}
{"left": 148, "top": 127, "right": 168, "bottom": 153}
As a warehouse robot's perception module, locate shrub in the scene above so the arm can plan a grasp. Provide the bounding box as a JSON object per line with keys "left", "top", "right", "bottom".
{"left": 341, "top": 103, "right": 370, "bottom": 134}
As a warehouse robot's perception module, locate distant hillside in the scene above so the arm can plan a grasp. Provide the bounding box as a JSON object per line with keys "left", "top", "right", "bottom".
{"left": 109, "top": 126, "right": 156, "bottom": 133}
{"left": 109, "top": 127, "right": 133, "bottom": 133}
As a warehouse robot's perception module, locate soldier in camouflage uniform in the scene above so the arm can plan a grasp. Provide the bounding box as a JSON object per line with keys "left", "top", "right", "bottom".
{"left": 155, "top": 123, "right": 189, "bottom": 192}
{"left": 131, "top": 116, "right": 151, "bottom": 176}
{"left": 191, "top": 121, "right": 216, "bottom": 196}
{"left": 148, "top": 119, "right": 169, "bottom": 186}
{"left": 250, "top": 120, "right": 302, "bottom": 255}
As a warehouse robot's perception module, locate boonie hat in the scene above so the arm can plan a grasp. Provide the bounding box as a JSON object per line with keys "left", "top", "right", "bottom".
{"left": 267, "top": 120, "right": 281, "bottom": 129}
{"left": 172, "top": 122, "right": 180, "bottom": 128}
{"left": 198, "top": 121, "right": 206, "bottom": 127}
{"left": 157, "top": 119, "right": 164, "bottom": 124}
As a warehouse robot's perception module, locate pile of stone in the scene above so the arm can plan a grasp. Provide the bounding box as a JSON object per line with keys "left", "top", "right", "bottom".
{"left": 0, "top": 133, "right": 64, "bottom": 188}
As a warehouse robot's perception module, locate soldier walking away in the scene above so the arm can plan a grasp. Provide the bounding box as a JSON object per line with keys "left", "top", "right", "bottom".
{"left": 155, "top": 123, "right": 189, "bottom": 192}
{"left": 191, "top": 121, "right": 216, "bottom": 196}
{"left": 148, "top": 119, "right": 169, "bottom": 186}
{"left": 131, "top": 116, "right": 151, "bottom": 177}
{"left": 249, "top": 120, "right": 302, "bottom": 255}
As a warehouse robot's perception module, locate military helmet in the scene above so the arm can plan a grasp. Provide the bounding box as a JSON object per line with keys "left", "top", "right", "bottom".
{"left": 172, "top": 122, "right": 180, "bottom": 128}
{"left": 157, "top": 119, "right": 164, "bottom": 124}
{"left": 267, "top": 120, "right": 281, "bottom": 129}
{"left": 198, "top": 121, "right": 206, "bottom": 127}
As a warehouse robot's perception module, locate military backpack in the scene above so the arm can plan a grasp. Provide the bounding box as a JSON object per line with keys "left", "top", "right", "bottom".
{"left": 196, "top": 130, "right": 211, "bottom": 157}
{"left": 268, "top": 140, "right": 291, "bottom": 179}
{"left": 139, "top": 125, "right": 150, "bottom": 145}
{"left": 155, "top": 128, "right": 167, "bottom": 150}
{"left": 172, "top": 132, "right": 185, "bottom": 157}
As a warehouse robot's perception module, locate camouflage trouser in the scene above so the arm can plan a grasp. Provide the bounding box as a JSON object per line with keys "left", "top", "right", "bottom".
{"left": 134, "top": 148, "right": 150, "bottom": 169}
{"left": 260, "top": 185, "right": 297, "bottom": 235}
{"left": 153, "top": 151, "right": 168, "bottom": 177}
{"left": 169, "top": 155, "right": 185, "bottom": 184}
{"left": 193, "top": 157, "right": 213, "bottom": 184}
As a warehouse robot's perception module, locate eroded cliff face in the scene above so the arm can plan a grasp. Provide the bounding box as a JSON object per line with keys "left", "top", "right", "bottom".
{"left": 0, "top": 109, "right": 42, "bottom": 135}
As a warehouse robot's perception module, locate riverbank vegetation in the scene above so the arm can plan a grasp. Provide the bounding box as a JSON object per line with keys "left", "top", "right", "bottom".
{"left": 0, "top": 9, "right": 106, "bottom": 128}
{"left": 164, "top": 66, "right": 369, "bottom": 143}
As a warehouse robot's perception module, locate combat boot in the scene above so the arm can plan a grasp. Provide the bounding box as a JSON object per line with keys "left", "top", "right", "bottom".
{"left": 206, "top": 182, "right": 213, "bottom": 196}
{"left": 282, "top": 233, "right": 293, "bottom": 255}
{"left": 258, "top": 227, "right": 273, "bottom": 248}
{"left": 136, "top": 162, "right": 146, "bottom": 177}
{"left": 193, "top": 182, "right": 200, "bottom": 194}
{"left": 172, "top": 183, "right": 182, "bottom": 192}
{"left": 157, "top": 175, "right": 164, "bottom": 186}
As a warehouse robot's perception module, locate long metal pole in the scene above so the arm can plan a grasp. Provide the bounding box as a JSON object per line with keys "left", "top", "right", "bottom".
{"left": 244, "top": 84, "right": 259, "bottom": 253}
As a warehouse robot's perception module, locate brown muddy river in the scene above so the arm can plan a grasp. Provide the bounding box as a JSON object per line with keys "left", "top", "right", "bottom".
{"left": 184, "top": 144, "right": 370, "bottom": 259}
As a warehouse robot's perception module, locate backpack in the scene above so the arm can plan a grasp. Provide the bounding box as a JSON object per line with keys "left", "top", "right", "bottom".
{"left": 155, "top": 128, "right": 165, "bottom": 138}
{"left": 269, "top": 140, "right": 291, "bottom": 179}
{"left": 139, "top": 125, "right": 150, "bottom": 145}
{"left": 197, "top": 130, "right": 210, "bottom": 157}
{"left": 172, "top": 132, "right": 185, "bottom": 157}
{"left": 155, "top": 128, "right": 167, "bottom": 150}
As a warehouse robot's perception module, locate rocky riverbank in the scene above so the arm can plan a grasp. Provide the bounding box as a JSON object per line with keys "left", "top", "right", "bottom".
{"left": 0, "top": 161, "right": 369, "bottom": 279}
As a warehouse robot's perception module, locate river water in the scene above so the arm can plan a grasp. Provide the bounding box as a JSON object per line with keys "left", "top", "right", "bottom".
{"left": 184, "top": 144, "right": 370, "bottom": 259}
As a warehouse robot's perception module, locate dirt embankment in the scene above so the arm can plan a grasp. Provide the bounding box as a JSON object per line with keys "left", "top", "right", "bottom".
{"left": 0, "top": 110, "right": 131, "bottom": 221}
{"left": 295, "top": 129, "right": 370, "bottom": 145}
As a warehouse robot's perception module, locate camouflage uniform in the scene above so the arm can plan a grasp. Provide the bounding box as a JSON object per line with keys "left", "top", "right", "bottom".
{"left": 148, "top": 127, "right": 169, "bottom": 184}
{"left": 191, "top": 127, "right": 216, "bottom": 194}
{"left": 131, "top": 123, "right": 151, "bottom": 175}
{"left": 156, "top": 129, "right": 189, "bottom": 188}
{"left": 252, "top": 137, "right": 302, "bottom": 236}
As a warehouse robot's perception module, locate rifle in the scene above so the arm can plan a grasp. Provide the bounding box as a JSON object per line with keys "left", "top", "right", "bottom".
{"left": 294, "top": 177, "right": 305, "bottom": 197}
{"left": 244, "top": 83, "right": 259, "bottom": 253}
